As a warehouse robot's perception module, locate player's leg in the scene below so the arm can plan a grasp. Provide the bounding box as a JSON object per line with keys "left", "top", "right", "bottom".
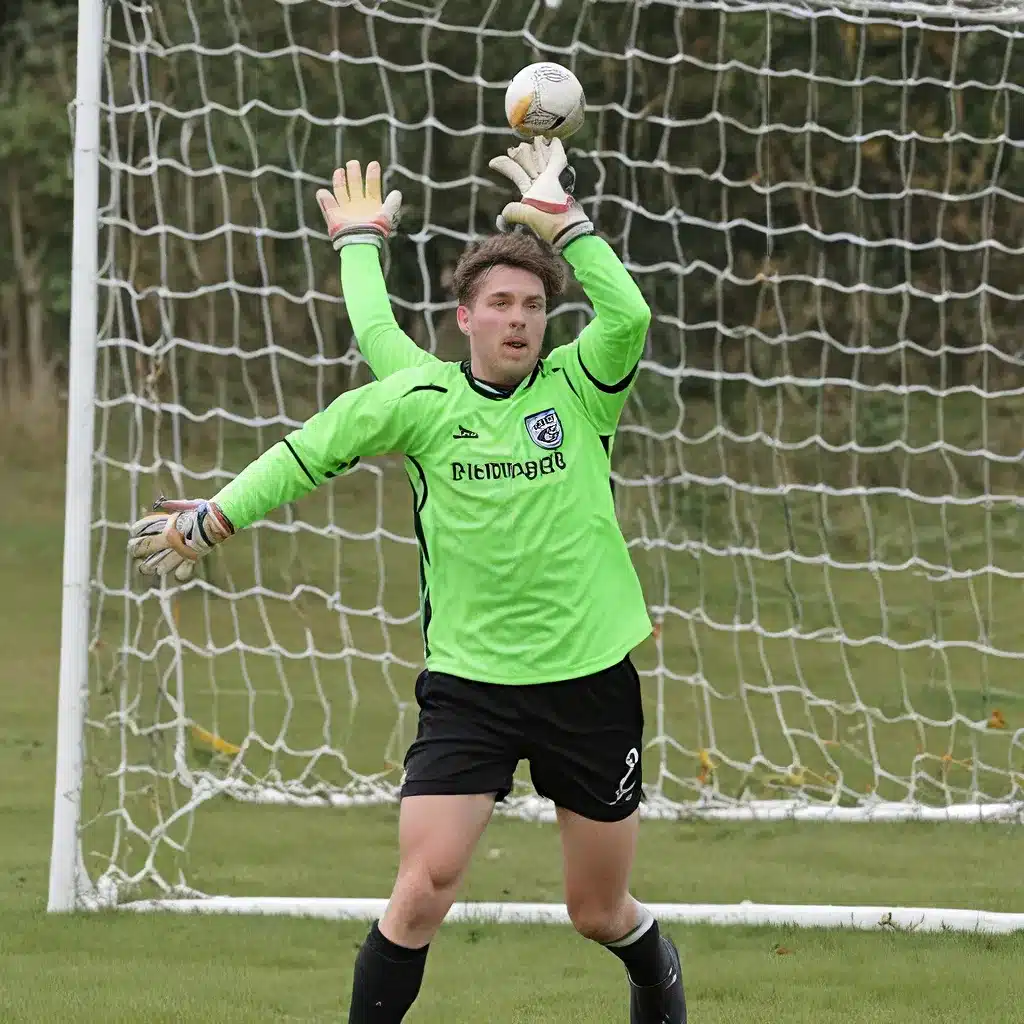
{"left": 382, "top": 792, "right": 495, "bottom": 947}
{"left": 528, "top": 656, "right": 686, "bottom": 1023}
{"left": 555, "top": 805, "right": 640, "bottom": 944}
{"left": 557, "top": 806, "right": 685, "bottom": 1023}
{"left": 348, "top": 793, "right": 494, "bottom": 1024}
{"left": 348, "top": 669, "right": 521, "bottom": 1023}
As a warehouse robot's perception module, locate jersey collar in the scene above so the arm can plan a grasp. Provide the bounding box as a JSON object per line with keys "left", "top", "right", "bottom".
{"left": 459, "top": 359, "right": 543, "bottom": 401}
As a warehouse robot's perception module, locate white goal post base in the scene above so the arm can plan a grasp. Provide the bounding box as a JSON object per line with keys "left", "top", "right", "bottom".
{"left": 116, "top": 897, "right": 1024, "bottom": 934}
{"left": 207, "top": 781, "right": 1024, "bottom": 823}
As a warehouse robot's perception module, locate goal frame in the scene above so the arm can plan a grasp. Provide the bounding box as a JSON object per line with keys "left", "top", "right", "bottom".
{"left": 49, "top": 0, "right": 104, "bottom": 916}
{"left": 49, "top": 0, "right": 1024, "bottom": 930}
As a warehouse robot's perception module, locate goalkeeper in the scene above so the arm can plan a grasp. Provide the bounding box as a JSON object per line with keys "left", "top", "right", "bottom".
{"left": 127, "top": 137, "right": 686, "bottom": 1024}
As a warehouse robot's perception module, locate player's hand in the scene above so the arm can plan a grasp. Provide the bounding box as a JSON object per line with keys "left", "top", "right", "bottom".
{"left": 127, "top": 497, "right": 234, "bottom": 582}
{"left": 488, "top": 137, "right": 593, "bottom": 253}
{"left": 315, "top": 160, "right": 402, "bottom": 251}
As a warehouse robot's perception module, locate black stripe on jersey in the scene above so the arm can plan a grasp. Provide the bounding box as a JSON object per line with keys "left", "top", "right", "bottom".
{"left": 577, "top": 349, "right": 639, "bottom": 394}
{"left": 554, "top": 365, "right": 581, "bottom": 401}
{"left": 404, "top": 384, "right": 448, "bottom": 397}
{"left": 421, "top": 591, "right": 433, "bottom": 659}
{"left": 283, "top": 439, "right": 316, "bottom": 485}
{"left": 407, "top": 455, "right": 432, "bottom": 657}
{"left": 324, "top": 457, "right": 361, "bottom": 480}
{"left": 600, "top": 434, "right": 616, "bottom": 497}
{"left": 407, "top": 456, "right": 430, "bottom": 564}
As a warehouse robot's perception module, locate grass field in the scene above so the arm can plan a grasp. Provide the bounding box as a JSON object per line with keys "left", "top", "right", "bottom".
{"left": 4, "top": 421, "right": 1024, "bottom": 1022}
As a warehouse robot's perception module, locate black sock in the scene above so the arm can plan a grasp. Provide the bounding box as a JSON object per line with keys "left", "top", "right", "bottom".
{"left": 348, "top": 920, "right": 429, "bottom": 1023}
{"left": 603, "top": 908, "right": 666, "bottom": 987}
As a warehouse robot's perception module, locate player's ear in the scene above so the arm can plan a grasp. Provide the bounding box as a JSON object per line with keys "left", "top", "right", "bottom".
{"left": 456, "top": 305, "right": 471, "bottom": 336}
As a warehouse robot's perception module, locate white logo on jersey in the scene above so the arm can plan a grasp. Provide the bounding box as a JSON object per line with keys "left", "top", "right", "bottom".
{"left": 611, "top": 747, "right": 640, "bottom": 804}
{"left": 524, "top": 408, "right": 563, "bottom": 450}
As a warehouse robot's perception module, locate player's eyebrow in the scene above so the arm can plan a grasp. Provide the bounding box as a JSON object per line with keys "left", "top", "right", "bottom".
{"left": 487, "top": 290, "right": 546, "bottom": 302}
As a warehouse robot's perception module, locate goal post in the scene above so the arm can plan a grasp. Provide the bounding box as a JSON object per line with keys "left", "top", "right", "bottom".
{"left": 49, "top": 0, "right": 105, "bottom": 915}
{"left": 51, "top": 0, "right": 1024, "bottom": 928}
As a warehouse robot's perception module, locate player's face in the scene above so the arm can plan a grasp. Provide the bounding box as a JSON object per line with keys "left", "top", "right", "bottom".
{"left": 458, "top": 265, "right": 547, "bottom": 387}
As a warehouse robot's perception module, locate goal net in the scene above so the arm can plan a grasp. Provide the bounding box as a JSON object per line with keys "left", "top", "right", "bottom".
{"left": 53, "top": 0, "right": 1024, "bottom": 914}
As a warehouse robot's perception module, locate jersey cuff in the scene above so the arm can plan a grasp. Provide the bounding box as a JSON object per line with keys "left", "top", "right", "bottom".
{"left": 577, "top": 348, "right": 639, "bottom": 394}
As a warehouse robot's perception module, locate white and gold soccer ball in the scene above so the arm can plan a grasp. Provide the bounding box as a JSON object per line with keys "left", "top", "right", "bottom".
{"left": 504, "top": 62, "right": 585, "bottom": 141}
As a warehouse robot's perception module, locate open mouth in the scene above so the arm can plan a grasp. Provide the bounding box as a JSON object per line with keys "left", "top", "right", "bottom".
{"left": 504, "top": 339, "right": 527, "bottom": 351}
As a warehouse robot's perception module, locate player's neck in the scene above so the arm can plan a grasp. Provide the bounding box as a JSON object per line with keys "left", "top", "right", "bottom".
{"left": 468, "top": 355, "right": 535, "bottom": 394}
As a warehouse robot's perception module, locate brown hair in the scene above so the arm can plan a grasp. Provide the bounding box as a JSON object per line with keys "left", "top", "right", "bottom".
{"left": 452, "top": 230, "right": 567, "bottom": 308}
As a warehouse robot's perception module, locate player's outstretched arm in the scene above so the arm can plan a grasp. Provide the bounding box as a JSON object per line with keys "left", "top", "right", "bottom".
{"left": 127, "top": 368, "right": 430, "bottom": 580}
{"left": 317, "top": 160, "right": 438, "bottom": 380}
{"left": 341, "top": 243, "right": 438, "bottom": 380}
{"left": 490, "top": 137, "right": 651, "bottom": 430}
{"left": 560, "top": 233, "right": 651, "bottom": 400}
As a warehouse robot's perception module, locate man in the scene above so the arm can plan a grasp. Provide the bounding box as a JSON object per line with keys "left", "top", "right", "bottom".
{"left": 127, "top": 136, "right": 685, "bottom": 1024}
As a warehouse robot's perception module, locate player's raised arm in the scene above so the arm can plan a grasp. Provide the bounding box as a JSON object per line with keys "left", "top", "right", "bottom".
{"left": 489, "top": 138, "right": 651, "bottom": 430}
{"left": 559, "top": 234, "right": 650, "bottom": 406}
{"left": 317, "top": 160, "right": 439, "bottom": 379}
{"left": 126, "top": 367, "right": 432, "bottom": 581}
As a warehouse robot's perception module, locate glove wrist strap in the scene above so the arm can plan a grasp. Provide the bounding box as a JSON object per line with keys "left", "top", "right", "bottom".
{"left": 332, "top": 229, "right": 386, "bottom": 251}
{"left": 202, "top": 502, "right": 235, "bottom": 541}
{"left": 551, "top": 220, "right": 594, "bottom": 253}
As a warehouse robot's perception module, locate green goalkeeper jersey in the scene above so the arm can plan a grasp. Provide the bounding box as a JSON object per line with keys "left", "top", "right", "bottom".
{"left": 212, "top": 235, "right": 652, "bottom": 684}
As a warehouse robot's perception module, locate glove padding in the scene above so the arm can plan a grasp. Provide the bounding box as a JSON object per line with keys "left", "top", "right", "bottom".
{"left": 128, "top": 497, "right": 235, "bottom": 583}
{"left": 316, "top": 160, "right": 402, "bottom": 251}
{"left": 488, "top": 137, "right": 593, "bottom": 253}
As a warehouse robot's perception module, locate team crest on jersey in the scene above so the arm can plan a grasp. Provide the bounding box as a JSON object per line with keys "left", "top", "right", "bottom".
{"left": 524, "top": 408, "right": 563, "bottom": 450}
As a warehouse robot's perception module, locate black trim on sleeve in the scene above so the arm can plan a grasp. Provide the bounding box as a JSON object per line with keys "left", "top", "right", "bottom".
{"left": 324, "top": 457, "right": 361, "bottom": 480}
{"left": 577, "top": 349, "right": 639, "bottom": 394}
{"left": 404, "top": 384, "right": 448, "bottom": 397}
{"left": 283, "top": 438, "right": 317, "bottom": 485}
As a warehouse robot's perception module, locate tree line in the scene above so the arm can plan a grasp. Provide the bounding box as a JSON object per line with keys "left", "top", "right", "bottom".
{"left": 2, "top": 0, "right": 1021, "bottom": 466}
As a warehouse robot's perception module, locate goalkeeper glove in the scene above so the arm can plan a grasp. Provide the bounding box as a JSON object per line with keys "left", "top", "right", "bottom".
{"left": 488, "top": 137, "right": 593, "bottom": 253}
{"left": 315, "top": 160, "right": 402, "bottom": 251}
{"left": 127, "top": 498, "right": 234, "bottom": 582}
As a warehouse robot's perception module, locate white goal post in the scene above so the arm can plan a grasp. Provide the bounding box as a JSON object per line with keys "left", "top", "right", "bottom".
{"left": 51, "top": 0, "right": 1024, "bottom": 930}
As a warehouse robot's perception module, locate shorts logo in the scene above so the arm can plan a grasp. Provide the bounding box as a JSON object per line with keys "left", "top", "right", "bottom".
{"left": 611, "top": 747, "right": 640, "bottom": 805}
{"left": 524, "top": 408, "right": 563, "bottom": 450}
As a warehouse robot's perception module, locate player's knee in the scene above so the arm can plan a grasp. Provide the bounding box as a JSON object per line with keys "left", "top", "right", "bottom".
{"left": 420, "top": 855, "right": 464, "bottom": 896}
{"left": 566, "top": 895, "right": 624, "bottom": 943}
{"left": 393, "top": 858, "right": 462, "bottom": 923}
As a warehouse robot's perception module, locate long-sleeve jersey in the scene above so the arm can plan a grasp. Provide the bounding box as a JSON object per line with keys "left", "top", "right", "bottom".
{"left": 212, "top": 235, "right": 652, "bottom": 684}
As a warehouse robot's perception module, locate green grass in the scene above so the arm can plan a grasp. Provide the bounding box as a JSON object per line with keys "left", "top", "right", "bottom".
{"left": 3, "top": 417, "right": 1024, "bottom": 1022}
{"left": 2, "top": 917, "right": 1023, "bottom": 1023}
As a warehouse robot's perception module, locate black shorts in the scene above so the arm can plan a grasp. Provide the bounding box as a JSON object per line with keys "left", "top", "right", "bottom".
{"left": 400, "top": 656, "right": 645, "bottom": 823}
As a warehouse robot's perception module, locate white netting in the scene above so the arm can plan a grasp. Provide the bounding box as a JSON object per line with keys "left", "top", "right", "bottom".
{"left": 78, "top": 0, "right": 1024, "bottom": 899}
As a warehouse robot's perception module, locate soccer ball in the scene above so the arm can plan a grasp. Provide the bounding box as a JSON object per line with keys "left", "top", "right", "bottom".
{"left": 504, "top": 62, "right": 585, "bottom": 141}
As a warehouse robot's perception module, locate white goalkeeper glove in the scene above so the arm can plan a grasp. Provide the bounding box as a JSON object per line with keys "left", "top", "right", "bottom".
{"left": 127, "top": 497, "right": 234, "bottom": 582}
{"left": 488, "top": 136, "right": 593, "bottom": 253}
{"left": 315, "top": 160, "right": 403, "bottom": 251}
